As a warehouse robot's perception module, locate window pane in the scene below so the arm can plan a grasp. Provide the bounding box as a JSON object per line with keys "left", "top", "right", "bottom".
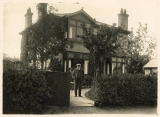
{"left": 117, "top": 63, "right": 122, "bottom": 73}
{"left": 69, "top": 26, "right": 76, "bottom": 38}
{"left": 122, "top": 58, "right": 125, "bottom": 62}
{"left": 112, "top": 63, "right": 116, "bottom": 74}
{"left": 93, "top": 28, "right": 98, "bottom": 35}
{"left": 117, "top": 58, "right": 122, "bottom": 62}
{"left": 70, "top": 20, "right": 76, "bottom": 25}
{"left": 123, "top": 64, "right": 127, "bottom": 73}
{"left": 77, "top": 22, "right": 83, "bottom": 27}
{"left": 77, "top": 27, "right": 83, "bottom": 35}
{"left": 86, "top": 23, "right": 91, "bottom": 28}
{"left": 112, "top": 57, "right": 116, "bottom": 62}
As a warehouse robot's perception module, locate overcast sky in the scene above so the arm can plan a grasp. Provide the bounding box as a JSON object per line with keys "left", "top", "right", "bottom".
{"left": 3, "top": 0, "right": 160, "bottom": 58}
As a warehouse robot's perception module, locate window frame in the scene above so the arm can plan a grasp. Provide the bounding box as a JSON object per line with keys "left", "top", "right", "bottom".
{"left": 112, "top": 57, "right": 126, "bottom": 74}
{"left": 69, "top": 19, "right": 91, "bottom": 39}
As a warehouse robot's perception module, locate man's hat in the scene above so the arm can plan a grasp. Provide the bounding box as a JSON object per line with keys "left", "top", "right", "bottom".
{"left": 76, "top": 63, "right": 81, "bottom": 66}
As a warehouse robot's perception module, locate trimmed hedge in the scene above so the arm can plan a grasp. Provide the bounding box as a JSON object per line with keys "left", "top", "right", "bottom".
{"left": 86, "top": 73, "right": 157, "bottom": 107}
{"left": 3, "top": 59, "right": 52, "bottom": 114}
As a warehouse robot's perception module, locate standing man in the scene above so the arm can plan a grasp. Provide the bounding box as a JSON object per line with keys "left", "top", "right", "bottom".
{"left": 73, "top": 63, "right": 84, "bottom": 97}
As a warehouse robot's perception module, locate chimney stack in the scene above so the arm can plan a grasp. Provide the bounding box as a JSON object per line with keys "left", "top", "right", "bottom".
{"left": 37, "top": 3, "right": 48, "bottom": 19}
{"left": 25, "top": 8, "right": 33, "bottom": 28}
{"left": 118, "top": 8, "right": 129, "bottom": 30}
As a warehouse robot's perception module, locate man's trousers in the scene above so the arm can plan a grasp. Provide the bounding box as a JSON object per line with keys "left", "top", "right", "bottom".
{"left": 74, "top": 81, "right": 82, "bottom": 96}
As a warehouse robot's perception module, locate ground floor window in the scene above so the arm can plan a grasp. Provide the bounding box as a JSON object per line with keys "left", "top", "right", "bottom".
{"left": 112, "top": 57, "right": 126, "bottom": 74}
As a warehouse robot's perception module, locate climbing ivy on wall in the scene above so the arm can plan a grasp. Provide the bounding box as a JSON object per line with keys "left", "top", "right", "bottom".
{"left": 26, "top": 4, "right": 72, "bottom": 69}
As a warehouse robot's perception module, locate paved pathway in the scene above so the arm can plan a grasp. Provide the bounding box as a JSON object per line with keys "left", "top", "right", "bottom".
{"left": 70, "top": 88, "right": 94, "bottom": 107}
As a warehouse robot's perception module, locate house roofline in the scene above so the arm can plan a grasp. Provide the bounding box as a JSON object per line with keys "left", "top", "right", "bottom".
{"left": 19, "top": 8, "right": 130, "bottom": 35}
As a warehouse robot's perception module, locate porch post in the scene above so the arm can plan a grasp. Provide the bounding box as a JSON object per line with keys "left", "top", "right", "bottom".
{"left": 69, "top": 60, "right": 71, "bottom": 68}
{"left": 84, "top": 60, "right": 89, "bottom": 74}
{"left": 107, "top": 63, "right": 110, "bottom": 75}
{"left": 46, "top": 59, "right": 50, "bottom": 69}
{"left": 103, "top": 59, "right": 106, "bottom": 75}
{"left": 100, "top": 57, "right": 103, "bottom": 74}
{"left": 122, "top": 64, "right": 125, "bottom": 73}
{"left": 43, "top": 61, "right": 46, "bottom": 69}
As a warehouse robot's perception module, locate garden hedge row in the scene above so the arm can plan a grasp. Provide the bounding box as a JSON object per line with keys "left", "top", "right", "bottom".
{"left": 3, "top": 59, "right": 52, "bottom": 114}
{"left": 86, "top": 73, "right": 157, "bottom": 107}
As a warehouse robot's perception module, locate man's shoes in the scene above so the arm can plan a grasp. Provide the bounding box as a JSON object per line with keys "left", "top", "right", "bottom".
{"left": 79, "top": 95, "right": 82, "bottom": 97}
{"left": 74, "top": 95, "right": 77, "bottom": 97}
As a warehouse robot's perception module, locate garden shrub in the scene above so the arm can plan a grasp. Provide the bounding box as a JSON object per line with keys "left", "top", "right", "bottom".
{"left": 86, "top": 73, "right": 157, "bottom": 107}
{"left": 3, "top": 58, "right": 52, "bottom": 114}
{"left": 82, "top": 75, "right": 92, "bottom": 88}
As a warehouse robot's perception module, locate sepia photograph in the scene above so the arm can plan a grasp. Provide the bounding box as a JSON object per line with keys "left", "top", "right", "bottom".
{"left": 2, "top": 0, "right": 159, "bottom": 115}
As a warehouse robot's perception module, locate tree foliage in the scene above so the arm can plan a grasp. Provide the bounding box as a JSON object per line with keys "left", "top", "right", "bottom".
{"left": 78, "top": 24, "right": 126, "bottom": 76}
{"left": 129, "top": 23, "right": 156, "bottom": 60}
{"left": 117, "top": 23, "right": 157, "bottom": 73}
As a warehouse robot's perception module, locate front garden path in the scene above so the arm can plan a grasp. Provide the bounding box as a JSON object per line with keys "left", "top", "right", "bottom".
{"left": 70, "top": 88, "right": 94, "bottom": 107}
{"left": 43, "top": 88, "right": 157, "bottom": 114}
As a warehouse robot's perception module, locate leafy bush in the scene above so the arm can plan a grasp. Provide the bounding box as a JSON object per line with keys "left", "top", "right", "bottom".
{"left": 82, "top": 75, "right": 92, "bottom": 87}
{"left": 86, "top": 73, "right": 157, "bottom": 107}
{"left": 47, "top": 58, "right": 63, "bottom": 72}
{"left": 3, "top": 58, "right": 52, "bottom": 114}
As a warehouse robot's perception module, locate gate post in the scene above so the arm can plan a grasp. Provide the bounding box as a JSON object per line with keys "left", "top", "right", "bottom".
{"left": 66, "top": 72, "right": 70, "bottom": 107}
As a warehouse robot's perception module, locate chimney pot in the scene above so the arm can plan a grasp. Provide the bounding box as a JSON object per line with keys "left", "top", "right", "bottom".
{"left": 25, "top": 8, "right": 33, "bottom": 28}
{"left": 121, "top": 8, "right": 123, "bottom": 13}
{"left": 27, "top": 7, "right": 31, "bottom": 13}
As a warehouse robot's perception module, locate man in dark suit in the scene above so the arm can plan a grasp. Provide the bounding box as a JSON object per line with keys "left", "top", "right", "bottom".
{"left": 73, "top": 63, "right": 84, "bottom": 97}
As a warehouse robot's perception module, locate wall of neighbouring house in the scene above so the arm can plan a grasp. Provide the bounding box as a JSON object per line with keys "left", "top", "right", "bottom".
{"left": 144, "top": 68, "right": 157, "bottom": 75}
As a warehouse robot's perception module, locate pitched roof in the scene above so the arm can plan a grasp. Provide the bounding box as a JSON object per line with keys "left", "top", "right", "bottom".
{"left": 143, "top": 58, "right": 158, "bottom": 68}
{"left": 19, "top": 8, "right": 130, "bottom": 35}
{"left": 48, "top": 8, "right": 96, "bottom": 23}
{"left": 51, "top": 13, "right": 70, "bottom": 17}
{"left": 64, "top": 8, "right": 96, "bottom": 23}
{"left": 19, "top": 21, "right": 38, "bottom": 35}
{"left": 19, "top": 9, "right": 96, "bottom": 35}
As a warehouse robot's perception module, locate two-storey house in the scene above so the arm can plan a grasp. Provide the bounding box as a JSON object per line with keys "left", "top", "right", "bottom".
{"left": 19, "top": 3, "right": 129, "bottom": 76}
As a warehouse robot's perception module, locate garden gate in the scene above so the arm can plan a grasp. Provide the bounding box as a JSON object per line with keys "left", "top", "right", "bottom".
{"left": 45, "top": 71, "right": 70, "bottom": 107}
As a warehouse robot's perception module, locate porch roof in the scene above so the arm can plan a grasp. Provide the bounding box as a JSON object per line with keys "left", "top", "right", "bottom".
{"left": 143, "top": 58, "right": 158, "bottom": 68}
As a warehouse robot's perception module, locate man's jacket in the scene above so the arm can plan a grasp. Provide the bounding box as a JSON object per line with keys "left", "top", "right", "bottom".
{"left": 73, "top": 68, "right": 84, "bottom": 83}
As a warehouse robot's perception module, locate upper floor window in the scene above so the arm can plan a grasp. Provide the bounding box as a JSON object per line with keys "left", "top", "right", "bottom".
{"left": 93, "top": 28, "right": 98, "bottom": 35}
{"left": 69, "top": 20, "right": 91, "bottom": 39}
